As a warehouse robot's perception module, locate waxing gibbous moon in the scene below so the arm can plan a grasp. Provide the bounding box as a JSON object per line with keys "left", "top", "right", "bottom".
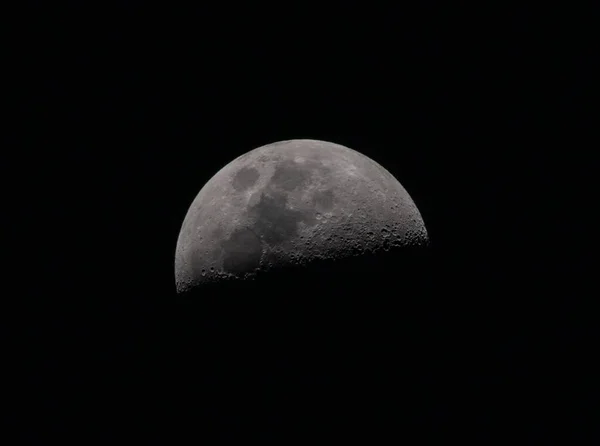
{"left": 174, "top": 139, "right": 428, "bottom": 294}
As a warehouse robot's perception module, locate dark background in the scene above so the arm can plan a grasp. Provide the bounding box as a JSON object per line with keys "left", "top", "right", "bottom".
{"left": 11, "top": 3, "right": 594, "bottom": 443}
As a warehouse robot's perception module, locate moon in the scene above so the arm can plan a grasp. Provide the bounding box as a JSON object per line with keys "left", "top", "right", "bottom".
{"left": 174, "top": 139, "right": 428, "bottom": 294}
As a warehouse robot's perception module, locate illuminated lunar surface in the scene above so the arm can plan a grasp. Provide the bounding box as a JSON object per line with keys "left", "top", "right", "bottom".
{"left": 174, "top": 139, "right": 428, "bottom": 293}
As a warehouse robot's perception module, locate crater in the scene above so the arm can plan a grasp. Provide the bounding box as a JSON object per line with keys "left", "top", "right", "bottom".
{"left": 190, "top": 245, "right": 212, "bottom": 276}
{"left": 232, "top": 166, "right": 260, "bottom": 191}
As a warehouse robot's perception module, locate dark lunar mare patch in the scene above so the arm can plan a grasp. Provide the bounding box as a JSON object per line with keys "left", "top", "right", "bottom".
{"left": 221, "top": 227, "right": 263, "bottom": 274}
{"left": 270, "top": 160, "right": 311, "bottom": 191}
{"left": 211, "top": 225, "right": 225, "bottom": 240}
{"left": 249, "top": 191, "right": 316, "bottom": 245}
{"left": 232, "top": 167, "right": 260, "bottom": 191}
{"left": 313, "top": 189, "right": 335, "bottom": 211}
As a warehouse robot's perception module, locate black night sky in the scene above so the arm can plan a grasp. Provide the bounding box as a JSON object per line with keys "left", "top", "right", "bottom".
{"left": 11, "top": 4, "right": 594, "bottom": 443}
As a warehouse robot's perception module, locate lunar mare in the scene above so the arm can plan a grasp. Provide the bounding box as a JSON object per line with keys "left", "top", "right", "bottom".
{"left": 175, "top": 139, "right": 428, "bottom": 293}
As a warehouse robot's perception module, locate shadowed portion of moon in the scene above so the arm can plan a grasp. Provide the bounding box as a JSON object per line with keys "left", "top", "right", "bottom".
{"left": 175, "top": 139, "right": 428, "bottom": 294}
{"left": 172, "top": 141, "right": 433, "bottom": 439}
